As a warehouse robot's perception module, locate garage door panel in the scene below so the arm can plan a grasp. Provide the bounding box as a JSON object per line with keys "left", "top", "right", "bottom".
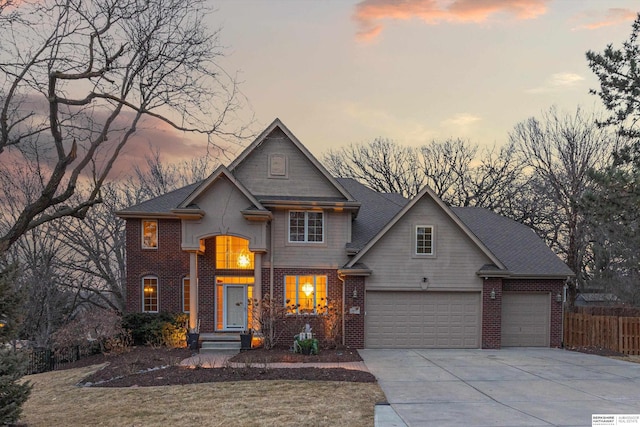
{"left": 365, "top": 291, "right": 480, "bottom": 349}
{"left": 502, "top": 293, "right": 550, "bottom": 347}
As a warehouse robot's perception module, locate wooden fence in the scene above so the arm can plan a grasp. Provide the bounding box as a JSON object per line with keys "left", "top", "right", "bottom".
{"left": 564, "top": 312, "right": 640, "bottom": 355}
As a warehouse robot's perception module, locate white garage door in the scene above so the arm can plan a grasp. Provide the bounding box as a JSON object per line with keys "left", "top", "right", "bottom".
{"left": 501, "top": 293, "right": 550, "bottom": 347}
{"left": 365, "top": 291, "right": 480, "bottom": 348}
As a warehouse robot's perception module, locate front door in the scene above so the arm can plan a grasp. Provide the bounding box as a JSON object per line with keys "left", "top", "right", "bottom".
{"left": 224, "top": 285, "right": 247, "bottom": 331}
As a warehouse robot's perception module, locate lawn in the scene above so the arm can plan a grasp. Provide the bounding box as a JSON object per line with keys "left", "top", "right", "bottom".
{"left": 21, "top": 363, "right": 385, "bottom": 426}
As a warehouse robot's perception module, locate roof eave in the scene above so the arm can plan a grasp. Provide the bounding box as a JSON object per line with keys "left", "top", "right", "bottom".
{"left": 241, "top": 209, "right": 273, "bottom": 221}
{"left": 338, "top": 268, "right": 372, "bottom": 276}
{"left": 259, "top": 200, "right": 361, "bottom": 211}
{"left": 170, "top": 208, "right": 205, "bottom": 220}
{"left": 115, "top": 211, "right": 180, "bottom": 219}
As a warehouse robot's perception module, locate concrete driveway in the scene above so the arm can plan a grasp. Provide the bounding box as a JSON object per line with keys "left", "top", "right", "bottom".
{"left": 359, "top": 348, "right": 640, "bottom": 427}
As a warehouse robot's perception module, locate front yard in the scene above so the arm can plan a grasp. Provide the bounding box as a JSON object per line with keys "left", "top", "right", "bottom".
{"left": 20, "top": 348, "right": 385, "bottom": 427}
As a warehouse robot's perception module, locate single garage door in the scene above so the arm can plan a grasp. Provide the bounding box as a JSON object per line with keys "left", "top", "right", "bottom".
{"left": 365, "top": 291, "right": 480, "bottom": 348}
{"left": 501, "top": 293, "right": 550, "bottom": 347}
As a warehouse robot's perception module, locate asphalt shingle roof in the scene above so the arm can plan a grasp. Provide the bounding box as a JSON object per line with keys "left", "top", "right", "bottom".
{"left": 336, "top": 178, "right": 408, "bottom": 251}
{"left": 118, "top": 176, "right": 572, "bottom": 277}
{"left": 451, "top": 207, "right": 573, "bottom": 277}
{"left": 119, "top": 182, "right": 201, "bottom": 213}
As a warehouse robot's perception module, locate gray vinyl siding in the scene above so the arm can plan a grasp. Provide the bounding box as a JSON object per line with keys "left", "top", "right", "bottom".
{"left": 268, "top": 209, "right": 351, "bottom": 268}
{"left": 232, "top": 128, "right": 344, "bottom": 199}
{"left": 360, "top": 197, "right": 491, "bottom": 290}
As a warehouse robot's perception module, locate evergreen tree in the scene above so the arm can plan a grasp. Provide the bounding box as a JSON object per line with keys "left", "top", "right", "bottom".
{"left": 0, "top": 264, "right": 32, "bottom": 425}
{"left": 584, "top": 145, "right": 640, "bottom": 305}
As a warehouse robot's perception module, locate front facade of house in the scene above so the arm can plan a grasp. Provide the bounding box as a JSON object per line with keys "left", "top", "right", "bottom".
{"left": 118, "top": 119, "right": 573, "bottom": 349}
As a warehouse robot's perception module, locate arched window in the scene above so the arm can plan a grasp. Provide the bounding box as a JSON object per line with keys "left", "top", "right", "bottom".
{"left": 142, "top": 276, "right": 159, "bottom": 312}
{"left": 215, "top": 236, "right": 254, "bottom": 269}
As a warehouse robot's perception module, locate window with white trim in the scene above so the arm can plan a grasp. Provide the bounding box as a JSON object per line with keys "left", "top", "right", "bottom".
{"left": 182, "top": 277, "right": 190, "bottom": 313}
{"left": 142, "top": 276, "right": 159, "bottom": 312}
{"left": 142, "top": 220, "right": 158, "bottom": 249}
{"left": 288, "top": 211, "right": 323, "bottom": 243}
{"left": 416, "top": 225, "right": 433, "bottom": 255}
{"left": 284, "top": 275, "right": 327, "bottom": 314}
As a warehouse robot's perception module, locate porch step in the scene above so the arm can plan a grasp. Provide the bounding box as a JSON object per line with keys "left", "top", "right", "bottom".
{"left": 199, "top": 333, "right": 241, "bottom": 355}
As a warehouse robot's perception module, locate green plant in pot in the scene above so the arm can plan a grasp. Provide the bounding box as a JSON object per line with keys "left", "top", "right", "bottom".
{"left": 298, "top": 338, "right": 318, "bottom": 355}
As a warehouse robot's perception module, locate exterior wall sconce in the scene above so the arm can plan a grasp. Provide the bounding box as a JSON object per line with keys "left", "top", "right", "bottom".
{"left": 422, "top": 277, "right": 428, "bottom": 283}
{"left": 490, "top": 289, "right": 496, "bottom": 300}
{"left": 556, "top": 293, "right": 563, "bottom": 303}
{"left": 352, "top": 288, "right": 358, "bottom": 299}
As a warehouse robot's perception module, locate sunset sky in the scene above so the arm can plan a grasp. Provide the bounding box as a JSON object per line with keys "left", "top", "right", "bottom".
{"left": 197, "top": 0, "right": 638, "bottom": 159}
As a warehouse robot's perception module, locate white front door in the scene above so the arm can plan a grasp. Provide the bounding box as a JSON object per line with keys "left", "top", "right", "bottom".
{"left": 224, "top": 285, "right": 247, "bottom": 331}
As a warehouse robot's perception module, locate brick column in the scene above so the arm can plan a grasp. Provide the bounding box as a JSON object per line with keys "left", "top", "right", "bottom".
{"left": 482, "top": 277, "right": 503, "bottom": 349}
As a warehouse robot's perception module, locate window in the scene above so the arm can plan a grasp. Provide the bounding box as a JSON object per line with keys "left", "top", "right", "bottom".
{"left": 288, "top": 211, "right": 323, "bottom": 243}
{"left": 182, "top": 278, "right": 190, "bottom": 313}
{"left": 416, "top": 225, "right": 433, "bottom": 255}
{"left": 142, "top": 276, "right": 158, "bottom": 312}
{"left": 142, "top": 220, "right": 158, "bottom": 249}
{"left": 215, "top": 236, "right": 254, "bottom": 269}
{"left": 285, "top": 276, "right": 327, "bottom": 314}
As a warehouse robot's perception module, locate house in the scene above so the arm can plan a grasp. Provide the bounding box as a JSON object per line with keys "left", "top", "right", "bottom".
{"left": 116, "top": 119, "right": 573, "bottom": 349}
{"left": 575, "top": 293, "right": 621, "bottom": 307}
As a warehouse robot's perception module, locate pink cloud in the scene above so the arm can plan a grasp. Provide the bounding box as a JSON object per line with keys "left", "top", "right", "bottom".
{"left": 571, "top": 8, "right": 637, "bottom": 31}
{"left": 353, "top": 0, "right": 549, "bottom": 41}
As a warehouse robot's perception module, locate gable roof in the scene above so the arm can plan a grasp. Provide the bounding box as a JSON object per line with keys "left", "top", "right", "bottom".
{"left": 341, "top": 180, "right": 573, "bottom": 278}
{"left": 116, "top": 182, "right": 201, "bottom": 217}
{"left": 228, "top": 119, "right": 356, "bottom": 202}
{"left": 178, "top": 165, "right": 266, "bottom": 212}
{"left": 337, "top": 178, "right": 408, "bottom": 252}
{"left": 345, "top": 184, "right": 505, "bottom": 271}
{"left": 452, "top": 207, "right": 574, "bottom": 277}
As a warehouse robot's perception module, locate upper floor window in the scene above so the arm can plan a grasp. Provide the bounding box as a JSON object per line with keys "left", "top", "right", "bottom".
{"left": 142, "top": 276, "right": 158, "bottom": 312}
{"left": 142, "top": 220, "right": 158, "bottom": 249}
{"left": 182, "top": 277, "right": 190, "bottom": 313}
{"left": 285, "top": 275, "right": 327, "bottom": 314}
{"left": 415, "top": 225, "right": 434, "bottom": 255}
{"left": 215, "top": 235, "right": 254, "bottom": 270}
{"left": 289, "top": 211, "right": 323, "bottom": 243}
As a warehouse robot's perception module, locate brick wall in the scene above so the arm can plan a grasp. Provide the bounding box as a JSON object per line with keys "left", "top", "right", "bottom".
{"left": 125, "top": 219, "right": 189, "bottom": 314}
{"left": 344, "top": 276, "right": 365, "bottom": 348}
{"left": 481, "top": 278, "right": 503, "bottom": 349}
{"left": 260, "top": 268, "right": 344, "bottom": 348}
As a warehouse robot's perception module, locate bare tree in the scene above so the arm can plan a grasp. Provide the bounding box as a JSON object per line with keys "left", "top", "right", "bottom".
{"left": 510, "top": 106, "right": 618, "bottom": 302}
{"left": 419, "top": 138, "right": 476, "bottom": 200}
{"left": 0, "top": 0, "right": 251, "bottom": 254}
{"left": 323, "top": 138, "right": 423, "bottom": 198}
{"left": 53, "top": 153, "right": 217, "bottom": 313}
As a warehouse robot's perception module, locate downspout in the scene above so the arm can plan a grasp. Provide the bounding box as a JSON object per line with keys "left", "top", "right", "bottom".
{"left": 269, "top": 221, "right": 274, "bottom": 300}
{"left": 338, "top": 272, "right": 346, "bottom": 347}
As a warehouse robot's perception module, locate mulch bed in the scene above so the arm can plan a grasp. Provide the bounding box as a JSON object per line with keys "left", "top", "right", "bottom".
{"left": 566, "top": 345, "right": 628, "bottom": 357}
{"left": 56, "top": 345, "right": 374, "bottom": 387}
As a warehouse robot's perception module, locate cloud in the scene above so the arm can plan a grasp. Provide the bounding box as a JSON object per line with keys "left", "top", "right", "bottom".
{"left": 571, "top": 8, "right": 637, "bottom": 31}
{"left": 526, "top": 72, "right": 585, "bottom": 94}
{"left": 353, "top": 0, "right": 549, "bottom": 41}
{"left": 442, "top": 113, "right": 481, "bottom": 127}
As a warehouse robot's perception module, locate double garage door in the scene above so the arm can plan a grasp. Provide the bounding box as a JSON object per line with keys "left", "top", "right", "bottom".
{"left": 365, "top": 291, "right": 480, "bottom": 348}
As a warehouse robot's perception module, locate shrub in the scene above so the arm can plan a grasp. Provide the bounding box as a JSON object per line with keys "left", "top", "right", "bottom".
{"left": 122, "top": 312, "right": 187, "bottom": 347}
{"left": 161, "top": 313, "right": 188, "bottom": 348}
{"left": 52, "top": 309, "right": 131, "bottom": 355}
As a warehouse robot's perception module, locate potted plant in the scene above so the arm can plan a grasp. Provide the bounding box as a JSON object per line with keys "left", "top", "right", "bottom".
{"left": 298, "top": 338, "right": 318, "bottom": 355}
{"left": 240, "top": 329, "right": 253, "bottom": 350}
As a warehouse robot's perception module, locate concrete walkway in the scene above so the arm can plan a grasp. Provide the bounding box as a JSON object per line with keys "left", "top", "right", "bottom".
{"left": 359, "top": 348, "right": 640, "bottom": 427}
{"left": 180, "top": 352, "right": 369, "bottom": 371}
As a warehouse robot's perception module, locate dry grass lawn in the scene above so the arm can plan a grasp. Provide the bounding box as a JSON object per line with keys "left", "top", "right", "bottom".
{"left": 21, "top": 364, "right": 385, "bottom": 427}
